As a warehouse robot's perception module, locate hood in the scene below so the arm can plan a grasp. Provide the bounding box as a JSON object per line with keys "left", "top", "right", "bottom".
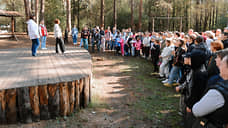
{"left": 26, "top": 19, "right": 34, "bottom": 24}
{"left": 190, "top": 49, "right": 207, "bottom": 70}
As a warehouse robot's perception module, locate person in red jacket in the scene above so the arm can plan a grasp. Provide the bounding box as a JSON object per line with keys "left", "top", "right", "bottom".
{"left": 39, "top": 20, "right": 48, "bottom": 49}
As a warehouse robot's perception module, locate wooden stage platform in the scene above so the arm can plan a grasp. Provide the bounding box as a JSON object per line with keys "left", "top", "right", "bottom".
{"left": 0, "top": 47, "right": 92, "bottom": 124}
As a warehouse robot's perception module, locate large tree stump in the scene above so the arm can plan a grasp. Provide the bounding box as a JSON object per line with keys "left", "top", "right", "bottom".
{"left": 79, "top": 79, "right": 84, "bottom": 108}
{"left": 48, "top": 84, "right": 60, "bottom": 119}
{"left": 29, "top": 86, "right": 40, "bottom": 122}
{"left": 0, "top": 90, "right": 6, "bottom": 124}
{"left": 75, "top": 80, "right": 80, "bottom": 110}
{"left": 83, "top": 77, "right": 90, "bottom": 108}
{"left": 5, "top": 89, "right": 17, "bottom": 124}
{"left": 68, "top": 81, "right": 75, "bottom": 114}
{"left": 59, "top": 82, "right": 70, "bottom": 116}
{"left": 17, "top": 87, "right": 32, "bottom": 123}
{"left": 38, "top": 85, "right": 49, "bottom": 120}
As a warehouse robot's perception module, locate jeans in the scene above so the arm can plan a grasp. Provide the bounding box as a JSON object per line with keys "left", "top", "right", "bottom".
{"left": 111, "top": 40, "right": 115, "bottom": 50}
{"left": 40, "top": 36, "right": 47, "bottom": 49}
{"left": 31, "top": 38, "right": 40, "bottom": 56}
{"left": 82, "top": 38, "right": 88, "bottom": 50}
{"left": 73, "top": 35, "right": 77, "bottom": 44}
{"left": 167, "top": 66, "right": 182, "bottom": 84}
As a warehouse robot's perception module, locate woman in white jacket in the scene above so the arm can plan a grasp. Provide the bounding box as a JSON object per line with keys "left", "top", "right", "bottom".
{"left": 27, "top": 15, "right": 40, "bottom": 56}
{"left": 159, "top": 39, "right": 173, "bottom": 79}
{"left": 54, "top": 19, "right": 65, "bottom": 53}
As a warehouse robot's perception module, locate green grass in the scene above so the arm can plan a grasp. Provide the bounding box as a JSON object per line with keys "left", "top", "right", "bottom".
{"left": 123, "top": 57, "right": 182, "bottom": 128}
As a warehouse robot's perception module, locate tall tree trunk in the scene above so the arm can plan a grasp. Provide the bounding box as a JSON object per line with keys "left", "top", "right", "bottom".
{"left": 209, "top": 7, "right": 212, "bottom": 30}
{"left": 66, "top": 0, "right": 71, "bottom": 33}
{"left": 113, "top": 0, "right": 117, "bottom": 27}
{"left": 77, "top": 0, "right": 80, "bottom": 30}
{"left": 138, "top": 0, "right": 142, "bottom": 31}
{"left": 131, "top": 0, "right": 134, "bottom": 30}
{"left": 172, "top": 0, "right": 175, "bottom": 31}
{"left": 40, "top": 0, "right": 45, "bottom": 22}
{"left": 215, "top": 5, "right": 218, "bottom": 27}
{"left": 167, "top": 0, "right": 170, "bottom": 31}
{"left": 212, "top": 0, "right": 215, "bottom": 29}
{"left": 72, "top": 0, "right": 76, "bottom": 26}
{"left": 100, "top": 0, "right": 104, "bottom": 27}
{"left": 24, "top": 0, "right": 31, "bottom": 20}
{"left": 35, "top": 0, "right": 39, "bottom": 23}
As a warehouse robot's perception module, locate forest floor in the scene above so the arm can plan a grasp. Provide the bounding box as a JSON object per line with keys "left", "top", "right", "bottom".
{"left": 0, "top": 35, "right": 181, "bottom": 128}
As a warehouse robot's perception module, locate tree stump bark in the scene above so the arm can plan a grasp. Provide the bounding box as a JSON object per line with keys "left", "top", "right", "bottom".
{"left": 29, "top": 86, "right": 40, "bottom": 122}
{"left": 79, "top": 79, "right": 84, "bottom": 108}
{"left": 17, "top": 87, "right": 32, "bottom": 123}
{"left": 59, "top": 82, "right": 70, "bottom": 116}
{"left": 0, "top": 90, "right": 6, "bottom": 124}
{"left": 68, "top": 81, "right": 75, "bottom": 114}
{"left": 38, "top": 85, "right": 49, "bottom": 120}
{"left": 48, "top": 84, "right": 60, "bottom": 119}
{"left": 75, "top": 80, "right": 80, "bottom": 110}
{"left": 5, "top": 89, "right": 17, "bottom": 124}
{"left": 83, "top": 77, "right": 90, "bottom": 108}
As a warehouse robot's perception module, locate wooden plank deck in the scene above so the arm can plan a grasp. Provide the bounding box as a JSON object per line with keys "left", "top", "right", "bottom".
{"left": 0, "top": 47, "right": 92, "bottom": 90}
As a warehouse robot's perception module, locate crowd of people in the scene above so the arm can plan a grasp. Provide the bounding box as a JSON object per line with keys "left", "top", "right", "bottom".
{"left": 26, "top": 14, "right": 228, "bottom": 127}
{"left": 86, "top": 26, "right": 228, "bottom": 128}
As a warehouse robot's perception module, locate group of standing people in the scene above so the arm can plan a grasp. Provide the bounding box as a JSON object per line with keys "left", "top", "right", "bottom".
{"left": 27, "top": 15, "right": 66, "bottom": 56}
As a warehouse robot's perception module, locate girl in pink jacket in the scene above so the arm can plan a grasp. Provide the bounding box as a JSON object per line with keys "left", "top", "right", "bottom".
{"left": 135, "top": 37, "right": 141, "bottom": 56}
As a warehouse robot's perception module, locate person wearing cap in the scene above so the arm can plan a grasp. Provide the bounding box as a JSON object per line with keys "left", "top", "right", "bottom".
{"left": 26, "top": 14, "right": 40, "bottom": 56}
{"left": 191, "top": 49, "right": 228, "bottom": 128}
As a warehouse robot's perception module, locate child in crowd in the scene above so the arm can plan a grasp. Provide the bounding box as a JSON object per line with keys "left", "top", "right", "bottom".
{"left": 135, "top": 36, "right": 142, "bottom": 57}
{"left": 151, "top": 39, "right": 161, "bottom": 72}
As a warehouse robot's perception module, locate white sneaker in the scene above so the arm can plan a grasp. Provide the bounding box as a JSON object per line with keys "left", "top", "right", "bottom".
{"left": 162, "top": 79, "right": 169, "bottom": 83}
{"left": 41, "top": 48, "right": 47, "bottom": 50}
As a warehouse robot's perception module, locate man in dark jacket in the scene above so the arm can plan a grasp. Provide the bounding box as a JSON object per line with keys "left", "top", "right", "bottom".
{"left": 191, "top": 49, "right": 228, "bottom": 128}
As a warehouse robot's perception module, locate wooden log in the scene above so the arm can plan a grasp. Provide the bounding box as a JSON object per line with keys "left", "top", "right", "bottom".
{"left": 83, "top": 77, "right": 90, "bottom": 108}
{"left": 75, "top": 80, "right": 80, "bottom": 110}
{"left": 38, "top": 85, "right": 50, "bottom": 120}
{"left": 0, "top": 90, "right": 6, "bottom": 124}
{"left": 48, "top": 84, "right": 60, "bottom": 119}
{"left": 59, "top": 82, "right": 70, "bottom": 116}
{"left": 17, "top": 87, "right": 32, "bottom": 123}
{"left": 5, "top": 89, "right": 17, "bottom": 124}
{"left": 29, "top": 86, "right": 40, "bottom": 122}
{"left": 79, "top": 79, "right": 84, "bottom": 108}
{"left": 89, "top": 76, "right": 92, "bottom": 102}
{"left": 68, "top": 81, "right": 75, "bottom": 114}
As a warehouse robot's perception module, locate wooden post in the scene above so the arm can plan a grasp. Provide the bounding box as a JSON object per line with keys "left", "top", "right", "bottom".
{"left": 59, "top": 82, "right": 70, "bottom": 116}
{"left": 6, "top": 89, "right": 17, "bottom": 124}
{"left": 68, "top": 81, "right": 75, "bottom": 114}
{"left": 38, "top": 85, "right": 49, "bottom": 120}
{"left": 17, "top": 87, "right": 32, "bottom": 123}
{"left": 0, "top": 90, "right": 6, "bottom": 124}
{"left": 29, "top": 86, "right": 40, "bottom": 122}
{"left": 83, "top": 77, "right": 90, "bottom": 108}
{"left": 11, "top": 17, "right": 15, "bottom": 35}
{"left": 79, "top": 79, "right": 84, "bottom": 108}
{"left": 48, "top": 84, "right": 60, "bottom": 119}
{"left": 75, "top": 80, "right": 80, "bottom": 110}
